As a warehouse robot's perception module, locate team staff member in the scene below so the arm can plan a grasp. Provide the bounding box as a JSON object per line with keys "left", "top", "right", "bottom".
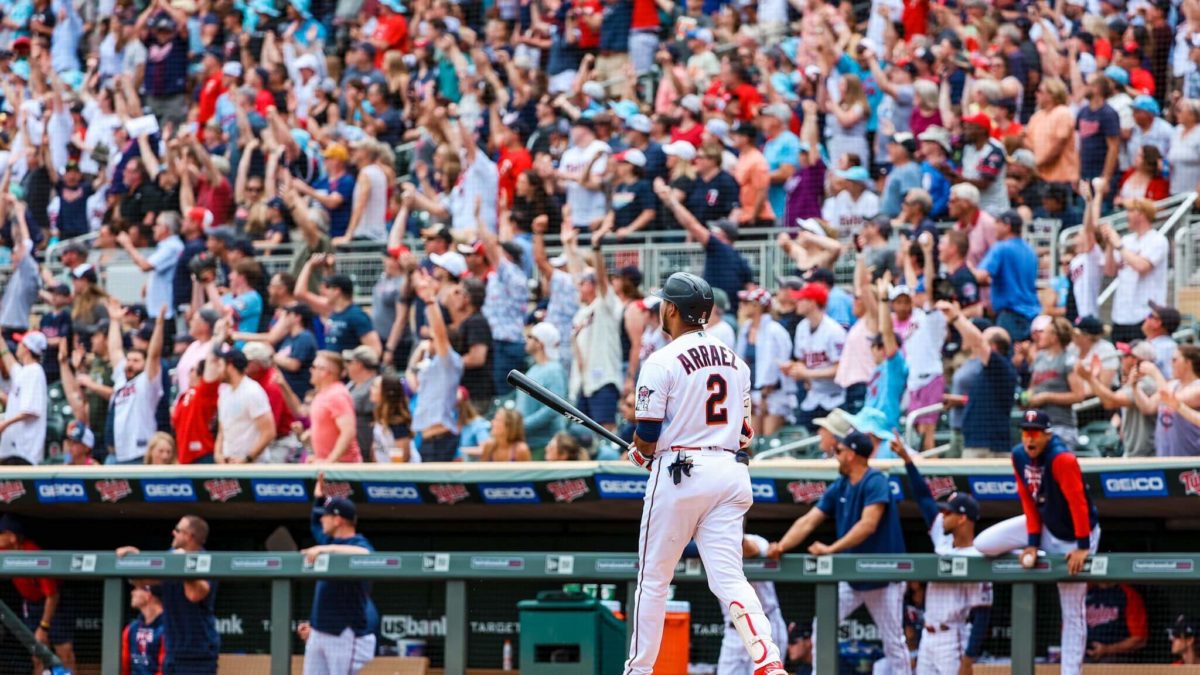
{"left": 121, "top": 583, "right": 166, "bottom": 675}
{"left": 974, "top": 410, "right": 1100, "bottom": 675}
{"left": 624, "top": 272, "right": 787, "bottom": 675}
{"left": 767, "top": 431, "right": 910, "bottom": 675}
{"left": 891, "top": 440, "right": 991, "bottom": 675}
{"left": 117, "top": 516, "right": 220, "bottom": 674}
{"left": 298, "top": 472, "right": 377, "bottom": 675}
{"left": 1084, "top": 583, "right": 1148, "bottom": 663}
{"left": 0, "top": 515, "right": 76, "bottom": 672}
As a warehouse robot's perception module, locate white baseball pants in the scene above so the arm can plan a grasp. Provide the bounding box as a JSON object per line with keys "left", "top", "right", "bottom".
{"left": 624, "top": 450, "right": 780, "bottom": 675}
{"left": 973, "top": 515, "right": 1100, "bottom": 675}
{"left": 813, "top": 582, "right": 911, "bottom": 675}
{"left": 303, "top": 627, "right": 376, "bottom": 675}
{"left": 915, "top": 626, "right": 961, "bottom": 675}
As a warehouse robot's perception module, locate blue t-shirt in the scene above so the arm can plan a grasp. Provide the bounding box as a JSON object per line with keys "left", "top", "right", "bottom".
{"left": 837, "top": 54, "right": 884, "bottom": 132}
{"left": 864, "top": 352, "right": 908, "bottom": 433}
{"left": 312, "top": 173, "right": 356, "bottom": 238}
{"left": 980, "top": 238, "right": 1041, "bottom": 319}
{"left": 881, "top": 161, "right": 923, "bottom": 218}
{"left": 159, "top": 567, "right": 219, "bottom": 666}
{"left": 123, "top": 613, "right": 166, "bottom": 675}
{"left": 763, "top": 130, "right": 802, "bottom": 218}
{"left": 278, "top": 330, "right": 318, "bottom": 398}
{"left": 598, "top": 0, "right": 631, "bottom": 52}
{"left": 1076, "top": 104, "right": 1119, "bottom": 181}
{"left": 816, "top": 469, "right": 906, "bottom": 589}
{"left": 325, "top": 305, "right": 375, "bottom": 352}
{"left": 686, "top": 171, "right": 740, "bottom": 225}
{"left": 612, "top": 179, "right": 654, "bottom": 230}
{"left": 704, "top": 237, "right": 752, "bottom": 314}
{"left": 221, "top": 290, "right": 263, "bottom": 336}
{"left": 643, "top": 142, "right": 667, "bottom": 183}
{"left": 826, "top": 286, "right": 857, "bottom": 329}
{"left": 963, "top": 353, "right": 1018, "bottom": 453}
{"left": 309, "top": 500, "right": 375, "bottom": 635}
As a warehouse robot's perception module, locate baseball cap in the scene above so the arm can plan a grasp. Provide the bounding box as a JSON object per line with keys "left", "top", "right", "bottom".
{"left": 662, "top": 141, "right": 697, "bottom": 161}
{"left": 242, "top": 341, "right": 274, "bottom": 365}
{"left": 222, "top": 61, "right": 243, "bottom": 78}
{"left": 837, "top": 430, "right": 875, "bottom": 457}
{"left": 711, "top": 287, "right": 730, "bottom": 312}
{"left": 937, "top": 492, "right": 981, "bottom": 521}
{"left": 323, "top": 273, "right": 354, "bottom": 298}
{"left": 323, "top": 143, "right": 350, "bottom": 162}
{"left": 609, "top": 99, "right": 639, "bottom": 121}
{"left": 705, "top": 119, "right": 732, "bottom": 145}
{"left": 582, "top": 81, "right": 606, "bottom": 100}
{"left": 1149, "top": 301, "right": 1182, "bottom": 333}
{"left": 49, "top": 282, "right": 71, "bottom": 296}
{"left": 836, "top": 165, "right": 872, "bottom": 185}
{"left": 1132, "top": 95, "right": 1161, "bottom": 115}
{"left": 17, "top": 331, "right": 46, "bottom": 356}
{"left": 1031, "top": 314, "right": 1053, "bottom": 334}
{"left": 614, "top": 266, "right": 643, "bottom": 286}
{"left": 206, "top": 225, "right": 237, "bottom": 244}
{"left": 737, "top": 288, "right": 772, "bottom": 307}
{"left": 1018, "top": 409, "right": 1052, "bottom": 431}
{"left": 295, "top": 53, "right": 319, "bottom": 72}
{"left": 732, "top": 121, "right": 758, "bottom": 138}
{"left": 0, "top": 514, "right": 23, "bottom": 536}
{"left": 1169, "top": 615, "right": 1196, "bottom": 639}
{"left": 342, "top": 345, "right": 381, "bottom": 369}
{"left": 197, "top": 307, "right": 221, "bottom": 328}
{"left": 679, "top": 94, "right": 702, "bottom": 114}
{"left": 917, "top": 125, "right": 952, "bottom": 153}
{"left": 615, "top": 148, "right": 647, "bottom": 168}
{"left": 65, "top": 421, "right": 95, "bottom": 449}
{"left": 803, "top": 267, "right": 836, "bottom": 287}
{"left": 72, "top": 263, "right": 98, "bottom": 283}
{"left": 887, "top": 285, "right": 912, "bottom": 301}
{"left": 316, "top": 496, "right": 357, "bottom": 521}
{"left": 760, "top": 103, "right": 793, "bottom": 122}
{"left": 708, "top": 218, "right": 739, "bottom": 243}
{"left": 777, "top": 275, "right": 805, "bottom": 291}
{"left": 686, "top": 28, "right": 714, "bottom": 44}
{"left": 215, "top": 345, "right": 248, "bottom": 371}
{"left": 420, "top": 224, "right": 454, "bottom": 243}
{"left": 790, "top": 282, "right": 829, "bottom": 308}
{"left": 1104, "top": 64, "right": 1130, "bottom": 87}
{"left": 1073, "top": 315, "right": 1104, "bottom": 336}
{"left": 456, "top": 240, "right": 485, "bottom": 256}
{"left": 889, "top": 132, "right": 917, "bottom": 155}
{"left": 962, "top": 113, "right": 993, "bottom": 134}
{"left": 813, "top": 408, "right": 854, "bottom": 437}
{"left": 530, "top": 321, "right": 561, "bottom": 361}
{"left": 626, "top": 114, "right": 652, "bottom": 134}
{"left": 847, "top": 406, "right": 894, "bottom": 442}
{"left": 429, "top": 252, "right": 468, "bottom": 279}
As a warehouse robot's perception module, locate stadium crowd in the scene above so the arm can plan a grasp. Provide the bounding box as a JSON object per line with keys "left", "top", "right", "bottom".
{"left": 0, "top": 0, "right": 1195, "bottom": 466}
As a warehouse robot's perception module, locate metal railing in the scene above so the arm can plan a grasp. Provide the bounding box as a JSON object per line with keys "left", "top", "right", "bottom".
{"left": 1, "top": 550, "right": 1195, "bottom": 675}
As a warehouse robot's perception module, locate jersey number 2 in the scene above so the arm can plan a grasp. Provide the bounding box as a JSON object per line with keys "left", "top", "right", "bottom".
{"left": 705, "top": 374, "right": 728, "bottom": 425}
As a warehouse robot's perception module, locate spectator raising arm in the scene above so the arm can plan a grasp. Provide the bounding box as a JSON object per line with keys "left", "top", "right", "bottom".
{"left": 654, "top": 177, "right": 710, "bottom": 246}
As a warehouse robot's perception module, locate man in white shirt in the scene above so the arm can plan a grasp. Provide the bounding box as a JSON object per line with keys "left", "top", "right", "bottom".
{"left": 821, "top": 166, "right": 880, "bottom": 240}
{"left": 1145, "top": 302, "right": 1181, "bottom": 379}
{"left": 558, "top": 118, "right": 610, "bottom": 230}
{"left": 213, "top": 346, "right": 276, "bottom": 464}
{"left": 0, "top": 332, "right": 48, "bottom": 465}
{"left": 786, "top": 283, "right": 847, "bottom": 432}
{"left": 1100, "top": 198, "right": 1169, "bottom": 344}
{"left": 566, "top": 231, "right": 623, "bottom": 431}
{"left": 446, "top": 116, "right": 499, "bottom": 236}
{"left": 104, "top": 298, "right": 166, "bottom": 464}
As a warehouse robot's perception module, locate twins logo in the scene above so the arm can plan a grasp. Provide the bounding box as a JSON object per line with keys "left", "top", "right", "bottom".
{"left": 925, "top": 476, "right": 957, "bottom": 499}
{"left": 323, "top": 481, "right": 355, "bottom": 499}
{"left": 635, "top": 386, "right": 653, "bottom": 413}
{"left": 203, "top": 479, "right": 242, "bottom": 503}
{"left": 546, "top": 479, "right": 589, "bottom": 503}
{"left": 0, "top": 481, "right": 26, "bottom": 504}
{"left": 786, "top": 480, "right": 827, "bottom": 504}
{"left": 1023, "top": 464, "right": 1044, "bottom": 500}
{"left": 96, "top": 479, "right": 133, "bottom": 503}
{"left": 1180, "top": 469, "right": 1200, "bottom": 496}
{"left": 430, "top": 484, "right": 470, "bottom": 505}
{"left": 1085, "top": 604, "right": 1121, "bottom": 628}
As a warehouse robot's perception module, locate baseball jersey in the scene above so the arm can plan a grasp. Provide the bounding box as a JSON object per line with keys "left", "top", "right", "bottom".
{"left": 925, "top": 513, "right": 992, "bottom": 625}
{"left": 111, "top": 359, "right": 165, "bottom": 463}
{"left": 634, "top": 329, "right": 751, "bottom": 455}
{"left": 121, "top": 613, "right": 166, "bottom": 675}
{"left": 1085, "top": 584, "right": 1148, "bottom": 653}
{"left": 1012, "top": 433, "right": 1099, "bottom": 548}
{"left": 792, "top": 314, "right": 847, "bottom": 411}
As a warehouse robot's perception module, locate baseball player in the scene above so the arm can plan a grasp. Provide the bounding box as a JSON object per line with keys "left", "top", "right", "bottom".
{"left": 121, "top": 583, "right": 166, "bottom": 675}
{"left": 891, "top": 440, "right": 991, "bottom": 675}
{"left": 973, "top": 410, "right": 1099, "bottom": 675}
{"left": 299, "top": 473, "right": 378, "bottom": 675}
{"left": 767, "top": 430, "right": 911, "bottom": 675}
{"left": 716, "top": 535, "right": 789, "bottom": 674}
{"left": 625, "top": 272, "right": 787, "bottom": 675}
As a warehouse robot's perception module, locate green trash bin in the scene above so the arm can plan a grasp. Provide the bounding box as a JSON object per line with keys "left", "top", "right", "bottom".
{"left": 517, "top": 591, "right": 627, "bottom": 674}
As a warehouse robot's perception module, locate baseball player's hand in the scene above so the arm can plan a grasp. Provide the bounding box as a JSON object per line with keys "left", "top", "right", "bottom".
{"left": 1020, "top": 546, "right": 1039, "bottom": 568}
{"left": 34, "top": 626, "right": 49, "bottom": 645}
{"left": 300, "top": 546, "right": 325, "bottom": 565}
{"left": 1086, "top": 642, "right": 1106, "bottom": 659}
{"left": 296, "top": 621, "right": 312, "bottom": 642}
{"left": 1066, "top": 548, "right": 1089, "bottom": 575}
{"left": 314, "top": 471, "right": 326, "bottom": 499}
{"left": 889, "top": 436, "right": 910, "bottom": 463}
{"left": 626, "top": 448, "right": 652, "bottom": 471}
{"left": 766, "top": 542, "right": 785, "bottom": 559}
{"left": 807, "top": 541, "right": 834, "bottom": 556}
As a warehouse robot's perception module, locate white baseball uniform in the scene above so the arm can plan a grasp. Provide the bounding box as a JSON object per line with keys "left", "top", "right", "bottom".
{"left": 303, "top": 628, "right": 376, "bottom": 675}
{"left": 917, "top": 514, "right": 992, "bottom": 675}
{"left": 792, "top": 314, "right": 847, "bottom": 412}
{"left": 717, "top": 535, "right": 789, "bottom": 674}
{"left": 626, "top": 329, "right": 784, "bottom": 675}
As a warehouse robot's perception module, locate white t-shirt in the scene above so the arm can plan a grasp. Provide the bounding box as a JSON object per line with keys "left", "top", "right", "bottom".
{"left": 903, "top": 307, "right": 947, "bottom": 388}
{"left": 1068, "top": 339, "right": 1121, "bottom": 388}
{"left": 570, "top": 288, "right": 623, "bottom": 398}
{"left": 111, "top": 359, "right": 164, "bottom": 462}
{"left": 449, "top": 150, "right": 499, "bottom": 235}
{"left": 217, "top": 376, "right": 273, "bottom": 462}
{"left": 0, "top": 363, "right": 46, "bottom": 465}
{"left": 634, "top": 330, "right": 751, "bottom": 455}
{"left": 792, "top": 314, "right": 847, "bottom": 411}
{"left": 821, "top": 189, "right": 880, "bottom": 240}
{"left": 1111, "top": 229, "right": 1169, "bottom": 325}
{"left": 1068, "top": 244, "right": 1104, "bottom": 321}
{"left": 355, "top": 164, "right": 389, "bottom": 242}
{"left": 560, "top": 139, "right": 610, "bottom": 228}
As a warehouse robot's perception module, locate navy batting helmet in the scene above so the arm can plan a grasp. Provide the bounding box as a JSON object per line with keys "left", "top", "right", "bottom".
{"left": 654, "top": 272, "right": 714, "bottom": 325}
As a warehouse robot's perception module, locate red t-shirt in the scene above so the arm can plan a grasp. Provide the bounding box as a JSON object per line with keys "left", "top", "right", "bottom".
{"left": 196, "top": 175, "right": 233, "bottom": 226}
{"left": 670, "top": 124, "right": 704, "bottom": 148}
{"left": 310, "top": 383, "right": 362, "bottom": 462}
{"left": 902, "top": 0, "right": 928, "bottom": 40}
{"left": 630, "top": 0, "right": 659, "bottom": 30}
{"left": 576, "top": 0, "right": 601, "bottom": 48}
{"left": 252, "top": 368, "right": 294, "bottom": 439}
{"left": 11, "top": 540, "right": 58, "bottom": 603}
{"left": 197, "top": 73, "right": 224, "bottom": 127}
{"left": 254, "top": 89, "right": 275, "bottom": 117}
{"left": 1130, "top": 68, "right": 1155, "bottom": 95}
{"left": 372, "top": 14, "right": 410, "bottom": 67}
{"left": 498, "top": 146, "right": 532, "bottom": 208}
{"left": 732, "top": 82, "right": 762, "bottom": 122}
{"left": 173, "top": 379, "right": 220, "bottom": 464}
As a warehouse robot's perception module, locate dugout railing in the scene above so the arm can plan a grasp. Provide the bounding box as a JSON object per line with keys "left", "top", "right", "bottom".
{"left": 1, "top": 551, "right": 1198, "bottom": 675}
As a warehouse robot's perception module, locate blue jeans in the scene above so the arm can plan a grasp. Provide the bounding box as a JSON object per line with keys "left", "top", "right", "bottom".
{"left": 997, "top": 310, "right": 1033, "bottom": 343}
{"left": 492, "top": 340, "right": 527, "bottom": 397}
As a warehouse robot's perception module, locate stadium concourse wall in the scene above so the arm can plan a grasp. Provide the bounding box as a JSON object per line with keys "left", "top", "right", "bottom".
{"left": 0, "top": 458, "right": 1199, "bottom": 522}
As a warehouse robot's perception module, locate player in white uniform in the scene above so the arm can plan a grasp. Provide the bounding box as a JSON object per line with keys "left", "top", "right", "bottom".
{"left": 626, "top": 272, "right": 787, "bottom": 675}
{"left": 717, "top": 535, "right": 789, "bottom": 674}
{"left": 891, "top": 440, "right": 992, "bottom": 675}
{"left": 786, "top": 284, "right": 846, "bottom": 431}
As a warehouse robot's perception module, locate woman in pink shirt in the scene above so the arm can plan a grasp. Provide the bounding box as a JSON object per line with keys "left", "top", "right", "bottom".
{"left": 307, "top": 351, "right": 363, "bottom": 463}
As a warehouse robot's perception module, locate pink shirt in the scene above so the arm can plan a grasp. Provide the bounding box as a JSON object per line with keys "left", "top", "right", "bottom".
{"left": 310, "top": 382, "right": 362, "bottom": 463}
{"left": 836, "top": 319, "right": 877, "bottom": 388}
{"left": 957, "top": 209, "right": 998, "bottom": 269}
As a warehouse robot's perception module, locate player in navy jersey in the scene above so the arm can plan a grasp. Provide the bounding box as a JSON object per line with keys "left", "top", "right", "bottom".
{"left": 121, "top": 584, "right": 166, "bottom": 675}
{"left": 1084, "top": 583, "right": 1148, "bottom": 663}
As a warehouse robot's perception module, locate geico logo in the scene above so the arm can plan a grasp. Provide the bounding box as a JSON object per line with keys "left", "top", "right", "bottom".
{"left": 1105, "top": 477, "right": 1164, "bottom": 492}
{"left": 751, "top": 483, "right": 775, "bottom": 498}
{"left": 600, "top": 480, "right": 646, "bottom": 494}
{"left": 146, "top": 483, "right": 194, "bottom": 498}
{"left": 38, "top": 483, "right": 84, "bottom": 497}
{"left": 974, "top": 481, "right": 1017, "bottom": 494}
{"left": 255, "top": 483, "right": 304, "bottom": 497}
{"left": 483, "top": 487, "right": 536, "bottom": 500}
{"left": 368, "top": 485, "right": 419, "bottom": 500}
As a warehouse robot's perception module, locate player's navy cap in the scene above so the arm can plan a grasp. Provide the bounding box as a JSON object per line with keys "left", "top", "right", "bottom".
{"left": 1018, "top": 409, "right": 1052, "bottom": 431}
{"left": 1170, "top": 614, "right": 1196, "bottom": 639}
{"left": 0, "top": 514, "right": 23, "bottom": 536}
{"left": 837, "top": 430, "right": 874, "bottom": 457}
{"left": 315, "top": 496, "right": 357, "bottom": 521}
{"left": 937, "top": 492, "right": 980, "bottom": 521}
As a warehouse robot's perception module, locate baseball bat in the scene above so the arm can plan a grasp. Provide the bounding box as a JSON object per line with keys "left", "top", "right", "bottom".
{"left": 506, "top": 370, "right": 631, "bottom": 450}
